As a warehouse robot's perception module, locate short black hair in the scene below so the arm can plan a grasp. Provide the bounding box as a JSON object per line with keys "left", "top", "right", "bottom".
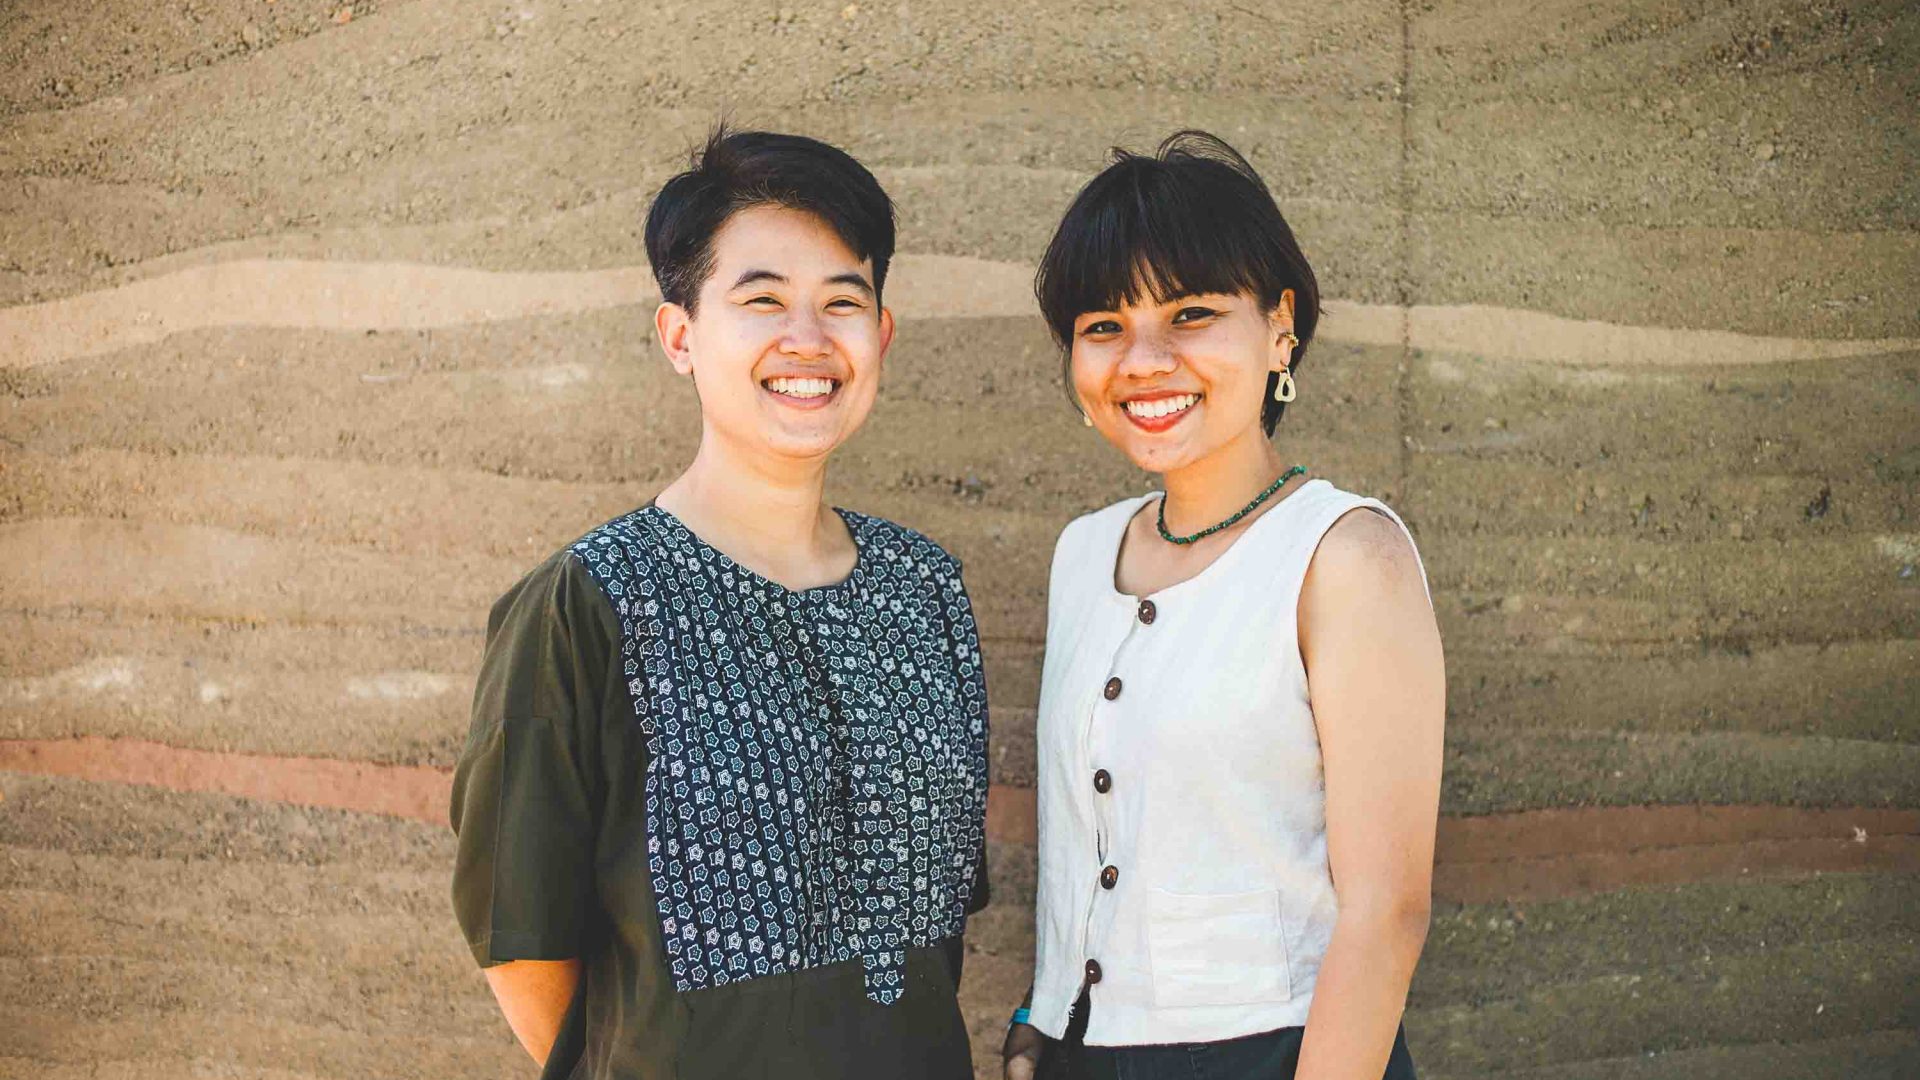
{"left": 1034, "top": 130, "right": 1321, "bottom": 435}
{"left": 644, "top": 126, "right": 895, "bottom": 313}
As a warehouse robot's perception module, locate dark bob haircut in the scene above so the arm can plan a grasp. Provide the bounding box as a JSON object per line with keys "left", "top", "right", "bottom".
{"left": 644, "top": 126, "right": 895, "bottom": 313}
{"left": 1034, "top": 130, "right": 1321, "bottom": 435}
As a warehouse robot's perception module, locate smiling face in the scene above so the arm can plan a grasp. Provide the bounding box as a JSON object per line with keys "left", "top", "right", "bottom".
{"left": 655, "top": 204, "right": 894, "bottom": 464}
{"left": 1070, "top": 287, "right": 1295, "bottom": 474}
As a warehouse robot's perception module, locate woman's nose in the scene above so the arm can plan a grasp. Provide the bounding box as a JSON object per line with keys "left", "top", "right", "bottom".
{"left": 1118, "top": 326, "right": 1177, "bottom": 376}
{"left": 778, "top": 310, "right": 832, "bottom": 358}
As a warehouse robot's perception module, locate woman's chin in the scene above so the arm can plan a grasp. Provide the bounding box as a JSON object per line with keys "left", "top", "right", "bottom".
{"left": 1115, "top": 436, "right": 1195, "bottom": 476}
{"left": 760, "top": 430, "right": 849, "bottom": 462}
{"left": 761, "top": 415, "right": 870, "bottom": 461}
{"left": 717, "top": 398, "right": 872, "bottom": 462}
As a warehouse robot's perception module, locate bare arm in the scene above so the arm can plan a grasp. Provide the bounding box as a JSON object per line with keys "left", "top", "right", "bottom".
{"left": 1002, "top": 983, "right": 1042, "bottom": 1080}
{"left": 484, "top": 958, "right": 581, "bottom": 1067}
{"left": 1294, "top": 510, "right": 1445, "bottom": 1080}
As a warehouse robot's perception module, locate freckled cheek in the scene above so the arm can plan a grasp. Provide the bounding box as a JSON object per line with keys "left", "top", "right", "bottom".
{"left": 1068, "top": 348, "right": 1112, "bottom": 405}
{"left": 1179, "top": 353, "right": 1243, "bottom": 401}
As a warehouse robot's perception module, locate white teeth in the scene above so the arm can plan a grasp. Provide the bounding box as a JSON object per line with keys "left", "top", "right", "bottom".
{"left": 1124, "top": 393, "right": 1199, "bottom": 420}
{"left": 765, "top": 376, "right": 838, "bottom": 399}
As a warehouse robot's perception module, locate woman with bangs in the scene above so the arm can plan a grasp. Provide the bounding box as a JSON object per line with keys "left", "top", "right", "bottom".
{"left": 1003, "top": 132, "right": 1443, "bottom": 1080}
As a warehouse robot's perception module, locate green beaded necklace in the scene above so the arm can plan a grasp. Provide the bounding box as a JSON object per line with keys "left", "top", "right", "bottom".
{"left": 1156, "top": 465, "right": 1308, "bottom": 546}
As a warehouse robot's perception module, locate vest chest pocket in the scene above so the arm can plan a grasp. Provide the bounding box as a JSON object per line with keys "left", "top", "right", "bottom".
{"left": 1145, "top": 886, "right": 1293, "bottom": 1008}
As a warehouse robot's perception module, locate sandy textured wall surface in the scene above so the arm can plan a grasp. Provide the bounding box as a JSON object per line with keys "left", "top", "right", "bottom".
{"left": 2, "top": 0, "right": 1916, "bottom": 1076}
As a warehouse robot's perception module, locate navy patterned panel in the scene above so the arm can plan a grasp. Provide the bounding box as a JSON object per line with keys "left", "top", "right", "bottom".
{"left": 568, "top": 506, "right": 989, "bottom": 1004}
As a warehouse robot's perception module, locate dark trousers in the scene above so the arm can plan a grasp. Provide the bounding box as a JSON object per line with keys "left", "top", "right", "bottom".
{"left": 1040, "top": 990, "right": 1417, "bottom": 1080}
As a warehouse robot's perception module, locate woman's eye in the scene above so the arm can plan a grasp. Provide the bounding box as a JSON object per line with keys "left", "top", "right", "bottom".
{"left": 1080, "top": 319, "right": 1121, "bottom": 336}
{"left": 1173, "top": 306, "right": 1218, "bottom": 324}
{"left": 747, "top": 296, "right": 781, "bottom": 308}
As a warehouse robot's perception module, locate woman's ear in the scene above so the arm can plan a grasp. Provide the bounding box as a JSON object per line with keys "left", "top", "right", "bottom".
{"left": 876, "top": 306, "right": 897, "bottom": 365}
{"left": 1270, "top": 288, "right": 1296, "bottom": 341}
{"left": 655, "top": 302, "right": 695, "bottom": 377}
{"left": 1269, "top": 288, "right": 1298, "bottom": 375}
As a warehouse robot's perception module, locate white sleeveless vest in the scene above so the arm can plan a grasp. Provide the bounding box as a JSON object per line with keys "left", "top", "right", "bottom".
{"left": 1030, "top": 480, "right": 1430, "bottom": 1045}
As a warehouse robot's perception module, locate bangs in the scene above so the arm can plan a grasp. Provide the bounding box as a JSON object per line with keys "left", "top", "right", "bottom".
{"left": 1034, "top": 147, "right": 1302, "bottom": 348}
{"left": 1039, "top": 164, "right": 1268, "bottom": 339}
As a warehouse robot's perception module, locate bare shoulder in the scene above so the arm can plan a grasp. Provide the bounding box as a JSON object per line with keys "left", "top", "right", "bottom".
{"left": 1299, "top": 506, "right": 1437, "bottom": 663}
{"left": 1303, "top": 507, "right": 1424, "bottom": 599}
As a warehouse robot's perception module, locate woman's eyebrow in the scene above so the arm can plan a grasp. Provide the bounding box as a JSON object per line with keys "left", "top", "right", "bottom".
{"left": 825, "top": 272, "right": 875, "bottom": 298}
{"left": 728, "top": 269, "right": 873, "bottom": 298}
{"left": 730, "top": 269, "right": 786, "bottom": 289}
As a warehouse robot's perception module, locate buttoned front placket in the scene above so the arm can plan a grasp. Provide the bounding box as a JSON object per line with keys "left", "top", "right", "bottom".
{"left": 1075, "top": 593, "right": 1161, "bottom": 995}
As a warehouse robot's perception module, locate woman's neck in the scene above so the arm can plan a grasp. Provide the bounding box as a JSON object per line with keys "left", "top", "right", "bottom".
{"left": 656, "top": 428, "right": 835, "bottom": 559}
{"left": 1158, "top": 425, "right": 1290, "bottom": 537}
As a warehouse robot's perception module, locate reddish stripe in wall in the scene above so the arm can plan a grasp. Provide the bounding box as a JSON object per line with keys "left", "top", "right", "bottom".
{"left": 3, "top": 737, "right": 1915, "bottom": 903}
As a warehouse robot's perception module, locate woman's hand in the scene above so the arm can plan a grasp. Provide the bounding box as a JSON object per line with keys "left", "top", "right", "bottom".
{"left": 1003, "top": 1021, "right": 1046, "bottom": 1080}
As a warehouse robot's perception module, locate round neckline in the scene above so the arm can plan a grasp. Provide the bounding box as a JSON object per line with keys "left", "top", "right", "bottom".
{"left": 644, "top": 502, "right": 867, "bottom": 599}
{"left": 1105, "top": 478, "right": 1327, "bottom": 607}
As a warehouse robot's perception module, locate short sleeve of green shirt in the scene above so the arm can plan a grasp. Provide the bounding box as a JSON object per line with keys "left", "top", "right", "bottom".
{"left": 450, "top": 549, "right": 625, "bottom": 967}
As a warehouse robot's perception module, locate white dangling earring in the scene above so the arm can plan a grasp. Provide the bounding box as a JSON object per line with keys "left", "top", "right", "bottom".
{"left": 1274, "top": 369, "right": 1297, "bottom": 403}
{"left": 1274, "top": 331, "right": 1299, "bottom": 403}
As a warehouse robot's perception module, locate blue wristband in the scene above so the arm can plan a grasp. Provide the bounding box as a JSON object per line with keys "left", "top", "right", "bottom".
{"left": 1009, "top": 1007, "right": 1032, "bottom": 1029}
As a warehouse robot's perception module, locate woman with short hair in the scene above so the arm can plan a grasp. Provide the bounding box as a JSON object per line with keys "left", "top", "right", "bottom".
{"left": 451, "top": 128, "right": 990, "bottom": 1080}
{"left": 1004, "top": 131, "right": 1443, "bottom": 1080}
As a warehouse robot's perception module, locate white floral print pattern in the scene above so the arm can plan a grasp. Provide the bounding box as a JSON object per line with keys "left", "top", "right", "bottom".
{"left": 569, "top": 506, "right": 989, "bottom": 1004}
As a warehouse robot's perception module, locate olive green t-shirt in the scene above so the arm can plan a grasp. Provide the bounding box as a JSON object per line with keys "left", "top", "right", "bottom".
{"left": 451, "top": 505, "right": 991, "bottom": 1079}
